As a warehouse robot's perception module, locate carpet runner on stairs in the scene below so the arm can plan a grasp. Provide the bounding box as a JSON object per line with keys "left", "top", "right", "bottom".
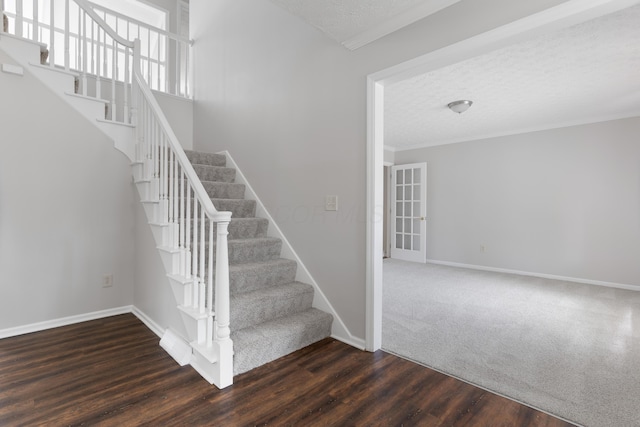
{"left": 184, "top": 150, "right": 333, "bottom": 375}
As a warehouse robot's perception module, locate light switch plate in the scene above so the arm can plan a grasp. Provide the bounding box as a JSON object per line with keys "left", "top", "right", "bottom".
{"left": 325, "top": 195, "right": 338, "bottom": 211}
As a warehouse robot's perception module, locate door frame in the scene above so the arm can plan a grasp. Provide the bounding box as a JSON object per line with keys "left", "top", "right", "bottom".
{"left": 390, "top": 163, "right": 427, "bottom": 263}
{"left": 364, "top": 0, "right": 635, "bottom": 351}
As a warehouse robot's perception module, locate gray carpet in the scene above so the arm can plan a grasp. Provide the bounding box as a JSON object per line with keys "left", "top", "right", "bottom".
{"left": 185, "top": 150, "right": 332, "bottom": 374}
{"left": 382, "top": 259, "right": 640, "bottom": 427}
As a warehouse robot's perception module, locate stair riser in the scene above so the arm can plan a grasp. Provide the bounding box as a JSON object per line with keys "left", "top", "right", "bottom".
{"left": 230, "top": 286, "right": 314, "bottom": 331}
{"left": 225, "top": 239, "right": 282, "bottom": 264}
{"left": 202, "top": 181, "right": 245, "bottom": 199}
{"left": 232, "top": 309, "right": 333, "bottom": 375}
{"left": 193, "top": 165, "right": 236, "bottom": 183}
{"left": 185, "top": 150, "right": 226, "bottom": 167}
{"left": 229, "top": 260, "right": 297, "bottom": 294}
{"left": 212, "top": 199, "right": 256, "bottom": 218}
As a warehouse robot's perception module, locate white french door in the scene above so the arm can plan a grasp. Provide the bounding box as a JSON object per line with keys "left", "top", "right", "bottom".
{"left": 391, "top": 163, "right": 427, "bottom": 263}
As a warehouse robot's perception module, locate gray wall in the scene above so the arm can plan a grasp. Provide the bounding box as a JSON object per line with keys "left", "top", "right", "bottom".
{"left": 0, "top": 50, "right": 135, "bottom": 330}
{"left": 189, "top": 0, "right": 570, "bottom": 340}
{"left": 394, "top": 118, "right": 640, "bottom": 286}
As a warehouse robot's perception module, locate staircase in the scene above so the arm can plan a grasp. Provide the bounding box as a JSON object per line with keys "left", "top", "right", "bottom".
{"left": 182, "top": 151, "right": 333, "bottom": 375}
{"left": 1, "top": 0, "right": 333, "bottom": 388}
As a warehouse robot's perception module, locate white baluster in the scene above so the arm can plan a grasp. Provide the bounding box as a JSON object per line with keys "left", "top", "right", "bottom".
{"left": 15, "top": 0, "right": 22, "bottom": 38}
{"left": 173, "top": 152, "right": 179, "bottom": 250}
{"left": 81, "top": 11, "right": 87, "bottom": 95}
{"left": 76, "top": 4, "right": 80, "bottom": 70}
{"left": 156, "top": 30, "right": 161, "bottom": 92}
{"left": 32, "top": 0, "right": 38, "bottom": 41}
{"left": 111, "top": 38, "right": 116, "bottom": 120}
{"left": 174, "top": 39, "right": 180, "bottom": 96}
{"left": 147, "top": 28, "right": 151, "bottom": 86}
{"left": 185, "top": 42, "right": 191, "bottom": 98}
{"left": 199, "top": 207, "right": 206, "bottom": 315}
{"left": 206, "top": 218, "right": 214, "bottom": 348}
{"left": 49, "top": 0, "right": 54, "bottom": 67}
{"left": 186, "top": 180, "right": 192, "bottom": 280}
{"left": 180, "top": 168, "right": 186, "bottom": 276}
{"left": 90, "top": 19, "right": 94, "bottom": 76}
{"left": 102, "top": 29, "right": 107, "bottom": 93}
{"left": 124, "top": 46, "right": 130, "bottom": 123}
{"left": 161, "top": 131, "right": 167, "bottom": 222}
{"left": 168, "top": 149, "right": 174, "bottom": 246}
{"left": 64, "top": 0, "right": 69, "bottom": 70}
{"left": 192, "top": 195, "right": 199, "bottom": 308}
{"left": 96, "top": 26, "right": 101, "bottom": 98}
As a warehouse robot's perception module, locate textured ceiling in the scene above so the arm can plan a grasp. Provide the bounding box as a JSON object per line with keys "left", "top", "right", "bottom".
{"left": 384, "top": 4, "right": 640, "bottom": 150}
{"left": 267, "top": 0, "right": 456, "bottom": 47}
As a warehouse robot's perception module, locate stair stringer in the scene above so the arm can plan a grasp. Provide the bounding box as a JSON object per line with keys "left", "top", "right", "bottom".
{"left": 219, "top": 151, "right": 365, "bottom": 350}
{"left": 131, "top": 163, "right": 200, "bottom": 340}
{"left": 0, "top": 33, "right": 135, "bottom": 162}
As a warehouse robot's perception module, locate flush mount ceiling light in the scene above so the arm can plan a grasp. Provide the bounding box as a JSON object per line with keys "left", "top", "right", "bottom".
{"left": 447, "top": 100, "right": 473, "bottom": 114}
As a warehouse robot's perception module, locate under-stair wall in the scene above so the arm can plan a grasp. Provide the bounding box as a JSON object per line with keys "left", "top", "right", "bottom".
{"left": 0, "top": 47, "right": 136, "bottom": 333}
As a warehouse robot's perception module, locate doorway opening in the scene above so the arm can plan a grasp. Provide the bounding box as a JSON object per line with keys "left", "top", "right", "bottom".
{"left": 365, "top": 0, "right": 635, "bottom": 351}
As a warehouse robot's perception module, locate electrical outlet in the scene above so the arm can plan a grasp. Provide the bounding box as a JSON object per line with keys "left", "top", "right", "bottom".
{"left": 103, "top": 274, "right": 113, "bottom": 288}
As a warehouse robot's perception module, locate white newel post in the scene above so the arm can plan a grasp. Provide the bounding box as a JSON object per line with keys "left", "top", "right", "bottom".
{"left": 213, "top": 212, "right": 233, "bottom": 387}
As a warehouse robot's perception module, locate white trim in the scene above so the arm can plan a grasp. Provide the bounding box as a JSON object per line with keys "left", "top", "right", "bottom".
{"left": 365, "top": 78, "right": 384, "bottom": 351}
{"left": 365, "top": 0, "right": 638, "bottom": 352}
{"left": 218, "top": 151, "right": 364, "bottom": 349}
{"left": 343, "top": 0, "right": 460, "bottom": 50}
{"left": 369, "top": 0, "right": 640, "bottom": 85}
{"left": 390, "top": 112, "right": 640, "bottom": 152}
{"left": 131, "top": 306, "right": 164, "bottom": 337}
{"left": 426, "top": 259, "right": 639, "bottom": 292}
{"left": 0, "top": 306, "right": 133, "bottom": 340}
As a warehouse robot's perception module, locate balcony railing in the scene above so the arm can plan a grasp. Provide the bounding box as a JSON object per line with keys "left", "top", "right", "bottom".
{"left": 1, "top": 0, "right": 192, "bottom": 98}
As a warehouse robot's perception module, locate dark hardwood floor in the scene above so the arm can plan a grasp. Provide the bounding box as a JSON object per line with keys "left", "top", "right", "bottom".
{"left": 0, "top": 314, "right": 574, "bottom": 426}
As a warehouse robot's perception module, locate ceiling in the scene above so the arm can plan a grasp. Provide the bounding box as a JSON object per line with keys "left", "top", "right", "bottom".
{"left": 384, "top": 3, "right": 640, "bottom": 150}
{"left": 267, "top": 0, "right": 459, "bottom": 49}
{"left": 268, "top": 1, "right": 640, "bottom": 151}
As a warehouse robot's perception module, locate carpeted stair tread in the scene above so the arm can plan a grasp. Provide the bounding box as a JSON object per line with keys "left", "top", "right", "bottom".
{"left": 180, "top": 149, "right": 335, "bottom": 378}
{"left": 232, "top": 308, "right": 333, "bottom": 375}
{"left": 193, "top": 164, "right": 236, "bottom": 183}
{"left": 230, "top": 282, "right": 314, "bottom": 331}
{"left": 202, "top": 181, "right": 246, "bottom": 199}
{"left": 211, "top": 198, "right": 256, "bottom": 218}
{"left": 185, "top": 150, "right": 226, "bottom": 167}
{"left": 228, "top": 258, "right": 297, "bottom": 294}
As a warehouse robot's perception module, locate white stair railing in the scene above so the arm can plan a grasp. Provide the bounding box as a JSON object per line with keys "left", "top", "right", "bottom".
{"left": 131, "top": 41, "right": 234, "bottom": 387}
{"left": 2, "top": 0, "right": 234, "bottom": 388}
{"left": 1, "top": 0, "right": 192, "bottom": 120}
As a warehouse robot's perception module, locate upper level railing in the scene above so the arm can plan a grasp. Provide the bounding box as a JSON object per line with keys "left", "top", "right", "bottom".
{"left": 1, "top": 0, "right": 191, "bottom": 98}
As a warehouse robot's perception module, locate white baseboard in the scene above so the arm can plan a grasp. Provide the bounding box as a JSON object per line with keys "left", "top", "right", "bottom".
{"left": 426, "top": 259, "right": 640, "bottom": 292}
{"left": 0, "top": 306, "right": 133, "bottom": 340}
{"left": 332, "top": 334, "right": 366, "bottom": 351}
{"left": 131, "top": 306, "right": 164, "bottom": 338}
